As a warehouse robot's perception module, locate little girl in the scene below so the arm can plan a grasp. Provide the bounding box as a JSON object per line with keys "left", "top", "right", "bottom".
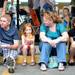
{"left": 21, "top": 23, "right": 35, "bottom": 66}
{"left": 63, "top": 8, "right": 71, "bottom": 30}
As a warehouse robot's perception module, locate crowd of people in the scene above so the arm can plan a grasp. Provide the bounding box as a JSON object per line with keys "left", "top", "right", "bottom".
{"left": 0, "top": 0, "right": 75, "bottom": 74}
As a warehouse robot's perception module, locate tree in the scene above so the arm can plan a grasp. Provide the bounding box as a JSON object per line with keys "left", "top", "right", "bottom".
{"left": 71, "top": 0, "right": 75, "bottom": 5}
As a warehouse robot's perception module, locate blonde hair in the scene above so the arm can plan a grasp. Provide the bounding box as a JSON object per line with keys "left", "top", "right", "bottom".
{"left": 0, "top": 14, "right": 11, "bottom": 23}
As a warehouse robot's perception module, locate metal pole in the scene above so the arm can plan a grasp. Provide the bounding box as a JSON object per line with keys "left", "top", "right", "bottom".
{"left": 17, "top": 0, "right": 19, "bottom": 30}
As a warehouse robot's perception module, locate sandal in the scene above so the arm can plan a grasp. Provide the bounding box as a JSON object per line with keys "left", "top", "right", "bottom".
{"left": 68, "top": 62, "right": 75, "bottom": 66}
{"left": 22, "top": 61, "right": 27, "bottom": 66}
{"left": 30, "top": 62, "right": 35, "bottom": 66}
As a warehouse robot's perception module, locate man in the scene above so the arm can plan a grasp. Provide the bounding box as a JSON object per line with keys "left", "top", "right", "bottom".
{"left": 28, "top": 0, "right": 41, "bottom": 24}
{"left": 0, "top": 14, "right": 19, "bottom": 73}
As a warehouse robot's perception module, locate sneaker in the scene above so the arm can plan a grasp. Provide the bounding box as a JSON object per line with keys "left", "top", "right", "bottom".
{"left": 58, "top": 63, "right": 65, "bottom": 71}
{"left": 6, "top": 57, "right": 15, "bottom": 73}
{"left": 40, "top": 64, "right": 47, "bottom": 71}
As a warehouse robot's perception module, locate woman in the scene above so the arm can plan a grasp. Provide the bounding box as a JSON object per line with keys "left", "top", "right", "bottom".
{"left": 39, "top": 11, "right": 68, "bottom": 71}
{"left": 68, "top": 17, "right": 75, "bottom": 65}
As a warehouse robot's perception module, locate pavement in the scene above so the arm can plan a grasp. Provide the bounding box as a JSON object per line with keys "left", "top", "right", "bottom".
{"left": 0, "top": 64, "right": 75, "bottom": 75}
{"left": 0, "top": 45, "right": 75, "bottom": 75}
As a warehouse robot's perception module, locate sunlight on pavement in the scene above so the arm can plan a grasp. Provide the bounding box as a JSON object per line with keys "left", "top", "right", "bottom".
{"left": 2, "top": 69, "right": 10, "bottom": 75}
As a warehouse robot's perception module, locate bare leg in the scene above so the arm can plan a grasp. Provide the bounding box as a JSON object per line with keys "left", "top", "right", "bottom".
{"left": 30, "top": 45, "right": 35, "bottom": 65}
{"left": 22, "top": 45, "right": 28, "bottom": 65}
{"left": 69, "top": 46, "right": 75, "bottom": 63}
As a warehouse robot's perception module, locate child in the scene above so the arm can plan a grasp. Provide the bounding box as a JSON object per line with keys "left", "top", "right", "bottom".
{"left": 63, "top": 8, "right": 71, "bottom": 30}
{"left": 53, "top": 11, "right": 63, "bottom": 23}
{"left": 68, "top": 17, "right": 75, "bottom": 65}
{"left": 21, "top": 23, "right": 35, "bottom": 66}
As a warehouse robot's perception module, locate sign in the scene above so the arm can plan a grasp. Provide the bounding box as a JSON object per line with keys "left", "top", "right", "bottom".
{"left": 58, "top": 3, "right": 64, "bottom": 9}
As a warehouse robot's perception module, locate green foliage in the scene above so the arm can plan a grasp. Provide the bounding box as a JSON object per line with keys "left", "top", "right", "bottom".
{"left": 71, "top": 0, "right": 75, "bottom": 5}
{"left": 20, "top": 2, "right": 28, "bottom": 6}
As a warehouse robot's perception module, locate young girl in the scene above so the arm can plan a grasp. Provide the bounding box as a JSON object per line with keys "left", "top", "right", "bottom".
{"left": 68, "top": 17, "right": 75, "bottom": 65}
{"left": 21, "top": 23, "right": 35, "bottom": 66}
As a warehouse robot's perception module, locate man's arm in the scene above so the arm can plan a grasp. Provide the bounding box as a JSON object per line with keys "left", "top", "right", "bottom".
{"left": 9, "top": 40, "right": 19, "bottom": 49}
{"left": 2, "top": 0, "right": 8, "bottom": 16}
{"left": 0, "top": 40, "right": 19, "bottom": 50}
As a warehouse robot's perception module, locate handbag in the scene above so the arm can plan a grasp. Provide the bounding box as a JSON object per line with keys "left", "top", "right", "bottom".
{"left": 48, "top": 56, "right": 58, "bottom": 69}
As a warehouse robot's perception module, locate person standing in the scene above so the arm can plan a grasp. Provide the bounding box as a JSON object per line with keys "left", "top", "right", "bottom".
{"left": 40, "top": 0, "right": 55, "bottom": 11}
{"left": 28, "top": 0, "right": 41, "bottom": 24}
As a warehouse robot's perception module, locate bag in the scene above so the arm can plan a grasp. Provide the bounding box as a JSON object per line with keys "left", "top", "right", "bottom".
{"left": 43, "top": 3, "right": 53, "bottom": 11}
{"left": 48, "top": 56, "right": 58, "bottom": 69}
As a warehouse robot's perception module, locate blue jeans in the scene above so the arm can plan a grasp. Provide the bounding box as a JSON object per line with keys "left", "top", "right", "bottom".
{"left": 39, "top": 42, "right": 66, "bottom": 66}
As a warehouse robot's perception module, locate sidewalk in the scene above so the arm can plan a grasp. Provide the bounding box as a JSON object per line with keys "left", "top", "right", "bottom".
{"left": 1, "top": 64, "right": 75, "bottom": 75}
{"left": 0, "top": 45, "right": 75, "bottom": 75}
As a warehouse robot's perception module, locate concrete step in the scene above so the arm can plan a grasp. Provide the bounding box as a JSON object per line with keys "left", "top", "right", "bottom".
{"left": 0, "top": 55, "right": 39, "bottom": 65}
{"left": 16, "top": 55, "right": 39, "bottom": 64}
{"left": 0, "top": 56, "right": 3, "bottom": 65}
{"left": 0, "top": 54, "right": 69, "bottom": 65}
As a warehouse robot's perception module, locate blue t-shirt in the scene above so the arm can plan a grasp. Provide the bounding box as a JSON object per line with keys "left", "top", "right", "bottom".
{"left": 0, "top": 26, "right": 19, "bottom": 44}
{"left": 40, "top": 23, "right": 66, "bottom": 39}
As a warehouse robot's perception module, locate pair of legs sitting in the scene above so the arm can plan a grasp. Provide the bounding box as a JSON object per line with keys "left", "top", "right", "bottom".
{"left": 39, "top": 42, "right": 66, "bottom": 71}
{"left": 68, "top": 42, "right": 75, "bottom": 65}
{"left": 22, "top": 44, "right": 35, "bottom": 66}
{"left": 3, "top": 48, "right": 17, "bottom": 73}
{"left": 0, "top": 42, "right": 18, "bottom": 73}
